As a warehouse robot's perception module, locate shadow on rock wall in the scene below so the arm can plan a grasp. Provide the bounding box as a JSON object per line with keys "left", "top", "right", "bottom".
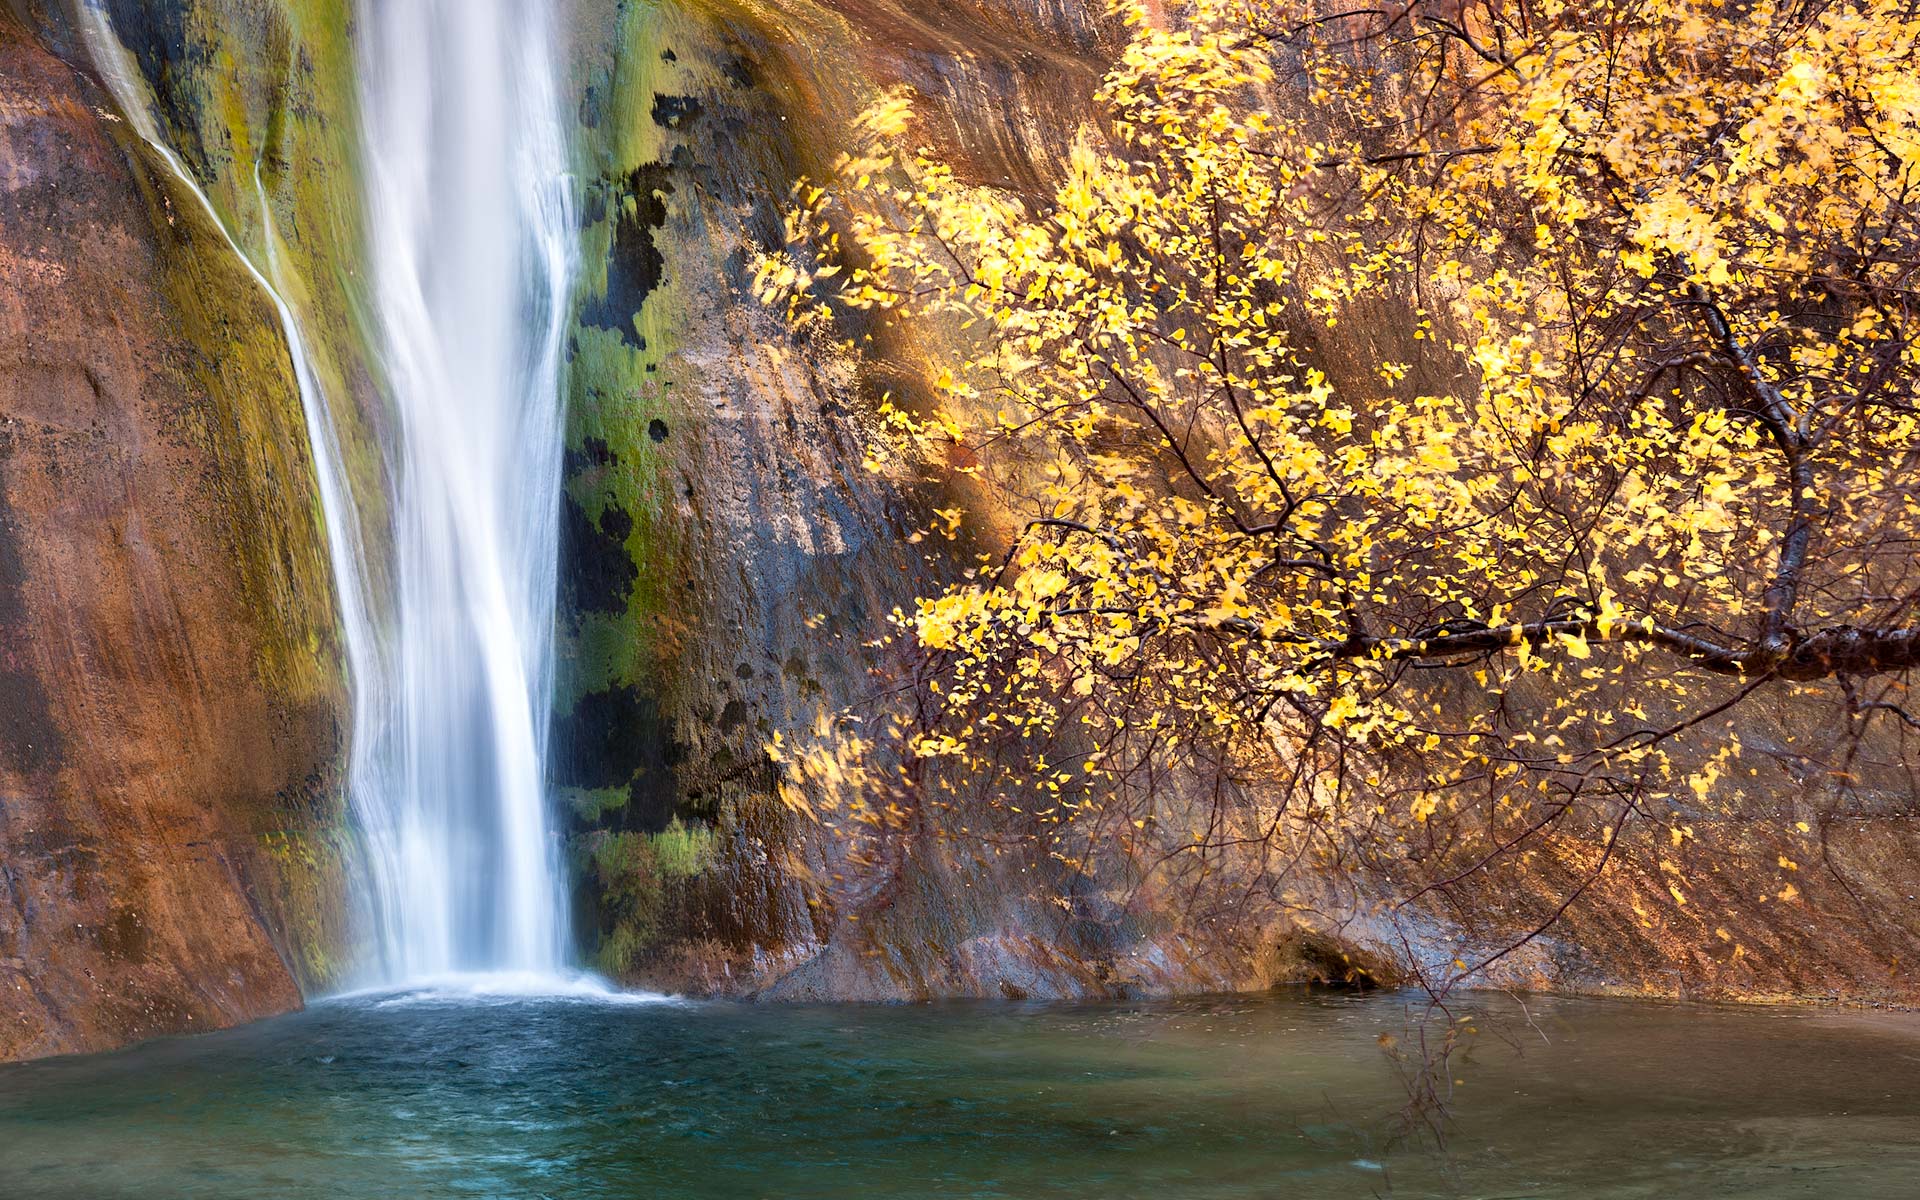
{"left": 550, "top": 0, "right": 1231, "bottom": 999}
{"left": 553, "top": 0, "right": 1920, "bottom": 1009}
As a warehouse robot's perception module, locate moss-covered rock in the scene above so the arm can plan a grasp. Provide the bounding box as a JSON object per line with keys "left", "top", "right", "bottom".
{"left": 550, "top": 0, "right": 1157, "bottom": 997}
{"left": 0, "top": 7, "right": 359, "bottom": 1059}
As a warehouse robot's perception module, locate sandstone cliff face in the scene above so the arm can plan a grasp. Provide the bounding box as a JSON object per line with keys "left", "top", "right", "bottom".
{"left": 557, "top": 0, "right": 1920, "bottom": 1009}
{"left": 0, "top": 0, "right": 1914, "bottom": 1069}
{"left": 552, "top": 0, "right": 1276, "bottom": 1000}
{"left": 1420, "top": 688, "right": 1920, "bottom": 1007}
{"left": 0, "top": 11, "right": 350, "bottom": 1061}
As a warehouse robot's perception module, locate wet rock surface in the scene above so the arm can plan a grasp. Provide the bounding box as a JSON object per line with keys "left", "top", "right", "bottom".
{"left": 0, "top": 0, "right": 1917, "bottom": 1068}
{"left": 552, "top": 0, "right": 1242, "bottom": 1000}
{"left": 553, "top": 0, "right": 1920, "bottom": 1009}
{"left": 0, "top": 12, "right": 348, "bottom": 1061}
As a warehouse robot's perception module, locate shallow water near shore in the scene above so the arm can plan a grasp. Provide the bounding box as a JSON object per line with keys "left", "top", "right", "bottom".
{"left": 1, "top": 987, "right": 1916, "bottom": 1198}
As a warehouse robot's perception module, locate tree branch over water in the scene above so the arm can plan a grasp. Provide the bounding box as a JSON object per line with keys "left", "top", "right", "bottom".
{"left": 758, "top": 0, "right": 1920, "bottom": 999}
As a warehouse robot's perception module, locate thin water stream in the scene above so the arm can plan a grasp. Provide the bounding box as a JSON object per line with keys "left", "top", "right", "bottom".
{"left": 1, "top": 990, "right": 1916, "bottom": 1198}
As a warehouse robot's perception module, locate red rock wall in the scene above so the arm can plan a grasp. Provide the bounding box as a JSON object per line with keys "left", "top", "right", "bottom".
{"left": 0, "top": 14, "right": 348, "bottom": 1061}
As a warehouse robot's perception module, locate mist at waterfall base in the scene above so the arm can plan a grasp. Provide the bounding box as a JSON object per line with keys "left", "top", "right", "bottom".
{"left": 3, "top": 990, "right": 1919, "bottom": 1199}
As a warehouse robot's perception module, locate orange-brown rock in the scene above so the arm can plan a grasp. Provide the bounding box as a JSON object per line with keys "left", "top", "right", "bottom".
{"left": 555, "top": 0, "right": 1920, "bottom": 1012}
{"left": 0, "top": 13, "right": 348, "bottom": 1062}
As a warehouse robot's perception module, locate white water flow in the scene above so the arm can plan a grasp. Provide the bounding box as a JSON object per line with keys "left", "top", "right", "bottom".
{"left": 354, "top": 0, "right": 577, "bottom": 978}
{"left": 69, "top": 4, "right": 389, "bottom": 918}
{"left": 77, "top": 0, "right": 579, "bottom": 983}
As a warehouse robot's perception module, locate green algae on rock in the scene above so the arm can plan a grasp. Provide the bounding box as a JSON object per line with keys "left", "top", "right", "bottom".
{"left": 550, "top": 0, "right": 1193, "bottom": 999}
{"left": 0, "top": 8, "right": 355, "bottom": 1059}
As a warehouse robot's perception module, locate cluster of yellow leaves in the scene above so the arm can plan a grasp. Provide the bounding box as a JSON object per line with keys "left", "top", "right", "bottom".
{"left": 758, "top": 0, "right": 1920, "bottom": 953}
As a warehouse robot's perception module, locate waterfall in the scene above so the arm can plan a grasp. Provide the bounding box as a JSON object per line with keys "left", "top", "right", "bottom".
{"left": 351, "top": 0, "right": 577, "bottom": 978}
{"left": 76, "top": 0, "right": 579, "bottom": 984}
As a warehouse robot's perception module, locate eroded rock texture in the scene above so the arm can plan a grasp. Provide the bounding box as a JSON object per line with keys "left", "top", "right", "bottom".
{"left": 557, "top": 0, "right": 1920, "bottom": 1008}
{"left": 0, "top": 12, "right": 349, "bottom": 1061}
{"left": 1, "top": 0, "right": 1916, "bottom": 1067}
{"left": 553, "top": 0, "right": 1270, "bottom": 1000}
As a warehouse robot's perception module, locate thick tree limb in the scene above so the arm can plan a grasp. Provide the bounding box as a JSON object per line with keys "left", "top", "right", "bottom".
{"left": 1177, "top": 613, "right": 1920, "bottom": 682}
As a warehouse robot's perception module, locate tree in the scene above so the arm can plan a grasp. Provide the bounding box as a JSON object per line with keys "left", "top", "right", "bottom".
{"left": 760, "top": 0, "right": 1920, "bottom": 991}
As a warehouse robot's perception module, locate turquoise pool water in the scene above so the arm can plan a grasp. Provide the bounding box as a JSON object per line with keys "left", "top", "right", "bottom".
{"left": 1, "top": 985, "right": 1915, "bottom": 1198}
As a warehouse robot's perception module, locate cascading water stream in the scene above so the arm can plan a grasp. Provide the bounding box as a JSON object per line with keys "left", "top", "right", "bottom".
{"left": 69, "top": 8, "right": 393, "bottom": 953}
{"left": 75, "top": 0, "right": 579, "bottom": 985}
{"left": 352, "top": 0, "right": 577, "bottom": 978}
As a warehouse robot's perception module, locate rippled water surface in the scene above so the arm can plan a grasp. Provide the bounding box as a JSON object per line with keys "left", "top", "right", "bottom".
{"left": 1, "top": 986, "right": 1916, "bottom": 1198}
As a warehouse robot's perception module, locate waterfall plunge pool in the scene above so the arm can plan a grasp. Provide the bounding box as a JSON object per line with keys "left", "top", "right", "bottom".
{"left": 1, "top": 989, "right": 1915, "bottom": 1198}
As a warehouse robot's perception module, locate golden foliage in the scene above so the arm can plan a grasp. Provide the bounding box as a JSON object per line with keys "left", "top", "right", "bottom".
{"left": 759, "top": 0, "right": 1920, "bottom": 983}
